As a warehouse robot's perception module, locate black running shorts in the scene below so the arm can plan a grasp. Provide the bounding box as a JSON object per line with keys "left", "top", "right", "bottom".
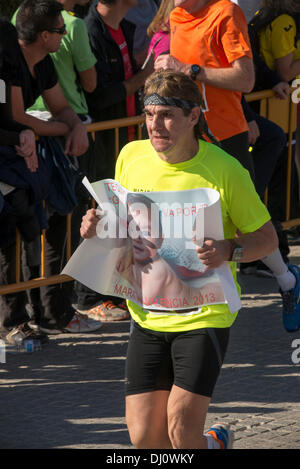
{"left": 125, "top": 322, "right": 230, "bottom": 398}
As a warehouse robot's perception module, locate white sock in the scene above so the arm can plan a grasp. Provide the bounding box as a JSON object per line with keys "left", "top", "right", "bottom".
{"left": 205, "top": 433, "right": 221, "bottom": 449}
{"left": 261, "top": 249, "right": 296, "bottom": 292}
{"left": 275, "top": 270, "right": 296, "bottom": 292}
{"left": 261, "top": 249, "right": 288, "bottom": 276}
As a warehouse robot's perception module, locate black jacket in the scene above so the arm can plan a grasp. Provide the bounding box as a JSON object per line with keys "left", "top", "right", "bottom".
{"left": 84, "top": 4, "right": 140, "bottom": 122}
{"left": 84, "top": 4, "right": 141, "bottom": 179}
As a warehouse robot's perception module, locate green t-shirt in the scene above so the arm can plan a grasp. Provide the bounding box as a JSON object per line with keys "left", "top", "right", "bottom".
{"left": 12, "top": 10, "right": 96, "bottom": 114}
{"left": 115, "top": 139, "right": 271, "bottom": 332}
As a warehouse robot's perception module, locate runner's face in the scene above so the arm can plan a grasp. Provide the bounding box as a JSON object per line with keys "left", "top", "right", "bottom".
{"left": 145, "top": 105, "right": 194, "bottom": 155}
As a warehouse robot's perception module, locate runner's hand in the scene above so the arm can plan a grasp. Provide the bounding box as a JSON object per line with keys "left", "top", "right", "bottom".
{"left": 195, "top": 238, "right": 232, "bottom": 269}
{"left": 80, "top": 208, "right": 102, "bottom": 239}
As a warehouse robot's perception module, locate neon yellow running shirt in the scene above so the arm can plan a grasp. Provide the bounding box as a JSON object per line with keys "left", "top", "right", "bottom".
{"left": 115, "top": 139, "right": 270, "bottom": 332}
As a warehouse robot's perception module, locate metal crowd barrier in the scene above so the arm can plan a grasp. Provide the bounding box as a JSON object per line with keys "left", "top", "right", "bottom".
{"left": 0, "top": 90, "right": 298, "bottom": 296}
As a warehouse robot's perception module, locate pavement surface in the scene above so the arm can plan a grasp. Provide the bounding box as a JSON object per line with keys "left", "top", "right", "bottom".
{"left": 1, "top": 242, "right": 300, "bottom": 451}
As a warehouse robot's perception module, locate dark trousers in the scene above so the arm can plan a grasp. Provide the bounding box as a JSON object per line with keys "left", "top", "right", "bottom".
{"left": 0, "top": 199, "right": 87, "bottom": 329}
{"left": 250, "top": 113, "right": 287, "bottom": 198}
{"left": 0, "top": 238, "right": 40, "bottom": 329}
{"left": 220, "top": 131, "right": 255, "bottom": 181}
{"left": 38, "top": 206, "right": 83, "bottom": 326}
{"left": 252, "top": 117, "right": 290, "bottom": 262}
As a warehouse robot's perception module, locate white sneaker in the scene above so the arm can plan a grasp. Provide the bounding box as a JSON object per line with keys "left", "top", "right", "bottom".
{"left": 64, "top": 313, "right": 103, "bottom": 333}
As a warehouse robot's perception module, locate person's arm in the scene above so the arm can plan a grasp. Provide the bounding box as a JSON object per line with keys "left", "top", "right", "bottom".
{"left": 78, "top": 66, "right": 97, "bottom": 93}
{"left": 34, "top": 83, "right": 89, "bottom": 157}
{"left": 0, "top": 84, "right": 33, "bottom": 145}
{"left": 0, "top": 84, "right": 38, "bottom": 172}
{"left": 275, "top": 52, "right": 300, "bottom": 83}
{"left": 71, "top": 19, "right": 98, "bottom": 94}
{"left": 195, "top": 55, "right": 254, "bottom": 93}
{"left": 251, "top": 47, "right": 290, "bottom": 97}
{"left": 42, "top": 83, "right": 89, "bottom": 156}
{"left": 272, "top": 81, "right": 290, "bottom": 100}
{"left": 0, "top": 118, "right": 38, "bottom": 172}
{"left": 154, "top": 54, "right": 255, "bottom": 93}
{"left": 11, "top": 85, "right": 70, "bottom": 137}
{"left": 196, "top": 220, "right": 278, "bottom": 269}
{"left": 15, "top": 129, "right": 38, "bottom": 172}
{"left": 0, "top": 119, "right": 28, "bottom": 146}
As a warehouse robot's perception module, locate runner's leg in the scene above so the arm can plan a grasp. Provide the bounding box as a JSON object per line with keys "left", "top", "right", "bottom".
{"left": 167, "top": 385, "right": 210, "bottom": 449}
{"left": 126, "top": 390, "right": 172, "bottom": 448}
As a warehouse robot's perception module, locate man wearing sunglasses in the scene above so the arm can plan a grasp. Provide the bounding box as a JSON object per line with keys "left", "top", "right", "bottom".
{"left": 12, "top": 0, "right": 97, "bottom": 122}
{"left": 12, "top": 0, "right": 88, "bottom": 154}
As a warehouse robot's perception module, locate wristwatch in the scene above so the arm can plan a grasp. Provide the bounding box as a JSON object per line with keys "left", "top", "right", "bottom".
{"left": 229, "top": 240, "right": 244, "bottom": 262}
{"left": 190, "top": 64, "right": 201, "bottom": 81}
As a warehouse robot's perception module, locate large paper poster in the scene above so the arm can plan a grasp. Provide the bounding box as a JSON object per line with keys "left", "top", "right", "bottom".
{"left": 62, "top": 178, "right": 241, "bottom": 314}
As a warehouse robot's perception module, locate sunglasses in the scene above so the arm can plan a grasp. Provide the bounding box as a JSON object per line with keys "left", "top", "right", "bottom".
{"left": 47, "top": 24, "right": 66, "bottom": 35}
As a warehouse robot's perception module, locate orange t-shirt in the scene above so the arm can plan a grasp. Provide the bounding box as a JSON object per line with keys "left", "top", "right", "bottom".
{"left": 170, "top": 0, "right": 252, "bottom": 141}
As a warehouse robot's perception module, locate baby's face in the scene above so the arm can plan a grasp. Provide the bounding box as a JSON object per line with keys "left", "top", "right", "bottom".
{"left": 128, "top": 209, "right": 162, "bottom": 263}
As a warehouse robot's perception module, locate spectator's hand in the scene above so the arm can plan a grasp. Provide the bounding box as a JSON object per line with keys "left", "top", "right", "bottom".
{"left": 273, "top": 82, "right": 290, "bottom": 100}
{"left": 15, "top": 129, "right": 38, "bottom": 173}
{"left": 64, "top": 122, "right": 89, "bottom": 157}
{"left": 80, "top": 208, "right": 102, "bottom": 239}
{"left": 247, "top": 120, "right": 260, "bottom": 146}
{"left": 154, "top": 54, "right": 188, "bottom": 74}
{"left": 195, "top": 238, "right": 232, "bottom": 270}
